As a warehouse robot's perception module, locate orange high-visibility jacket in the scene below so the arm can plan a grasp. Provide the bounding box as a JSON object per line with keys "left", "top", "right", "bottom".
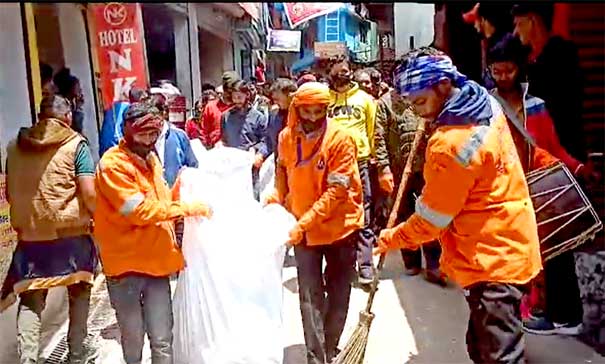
{"left": 94, "top": 141, "right": 185, "bottom": 277}
{"left": 391, "top": 97, "right": 542, "bottom": 288}
{"left": 274, "top": 122, "right": 364, "bottom": 246}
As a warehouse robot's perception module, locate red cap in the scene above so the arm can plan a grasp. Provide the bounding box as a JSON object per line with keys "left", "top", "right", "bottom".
{"left": 463, "top": 3, "right": 480, "bottom": 24}
{"left": 297, "top": 74, "right": 317, "bottom": 87}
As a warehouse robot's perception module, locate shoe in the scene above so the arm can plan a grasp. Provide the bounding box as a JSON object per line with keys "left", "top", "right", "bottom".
{"left": 523, "top": 316, "right": 583, "bottom": 336}
{"left": 404, "top": 267, "right": 421, "bottom": 276}
{"left": 424, "top": 269, "right": 447, "bottom": 287}
{"left": 528, "top": 309, "right": 545, "bottom": 321}
{"left": 357, "top": 274, "right": 374, "bottom": 285}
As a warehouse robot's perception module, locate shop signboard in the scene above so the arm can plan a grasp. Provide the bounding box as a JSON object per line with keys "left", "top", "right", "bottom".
{"left": 267, "top": 29, "right": 302, "bottom": 52}
{"left": 90, "top": 2, "right": 149, "bottom": 110}
{"left": 314, "top": 41, "right": 348, "bottom": 59}
{"left": 283, "top": 3, "right": 344, "bottom": 28}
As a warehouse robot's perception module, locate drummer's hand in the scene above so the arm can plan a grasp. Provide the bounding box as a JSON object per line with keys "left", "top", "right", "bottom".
{"left": 373, "top": 228, "right": 398, "bottom": 256}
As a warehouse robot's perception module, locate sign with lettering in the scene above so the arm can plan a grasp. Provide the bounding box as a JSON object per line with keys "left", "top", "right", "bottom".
{"left": 283, "top": 3, "right": 345, "bottom": 29}
{"left": 90, "top": 3, "right": 148, "bottom": 110}
{"left": 314, "top": 42, "right": 348, "bottom": 59}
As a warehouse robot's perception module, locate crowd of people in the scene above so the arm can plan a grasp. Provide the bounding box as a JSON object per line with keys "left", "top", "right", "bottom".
{"left": 0, "top": 2, "right": 602, "bottom": 364}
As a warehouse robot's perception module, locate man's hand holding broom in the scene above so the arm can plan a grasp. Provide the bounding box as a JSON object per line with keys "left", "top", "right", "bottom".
{"left": 373, "top": 228, "right": 400, "bottom": 256}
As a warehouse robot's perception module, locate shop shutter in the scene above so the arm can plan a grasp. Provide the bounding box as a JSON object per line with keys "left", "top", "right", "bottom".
{"left": 569, "top": 3, "right": 605, "bottom": 152}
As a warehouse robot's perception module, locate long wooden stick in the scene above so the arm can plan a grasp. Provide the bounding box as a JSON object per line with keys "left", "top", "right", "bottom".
{"left": 364, "top": 118, "right": 427, "bottom": 313}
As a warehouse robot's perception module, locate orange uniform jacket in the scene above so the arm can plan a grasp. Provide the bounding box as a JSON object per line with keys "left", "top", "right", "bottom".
{"left": 94, "top": 141, "right": 186, "bottom": 277}
{"left": 391, "top": 97, "right": 542, "bottom": 288}
{"left": 274, "top": 122, "right": 364, "bottom": 245}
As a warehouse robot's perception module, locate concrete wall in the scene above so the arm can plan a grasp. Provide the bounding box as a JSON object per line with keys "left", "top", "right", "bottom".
{"left": 57, "top": 3, "right": 99, "bottom": 159}
{"left": 394, "top": 3, "right": 435, "bottom": 57}
{"left": 0, "top": 4, "right": 32, "bottom": 165}
{"left": 188, "top": 3, "right": 201, "bottom": 102}
{"left": 197, "top": 4, "right": 236, "bottom": 85}
{"left": 172, "top": 8, "right": 193, "bottom": 103}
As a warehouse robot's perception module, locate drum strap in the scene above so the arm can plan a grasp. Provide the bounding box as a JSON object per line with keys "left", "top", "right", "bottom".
{"left": 492, "top": 93, "right": 537, "bottom": 147}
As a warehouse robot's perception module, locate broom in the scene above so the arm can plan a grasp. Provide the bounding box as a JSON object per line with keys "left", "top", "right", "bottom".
{"left": 333, "top": 118, "right": 427, "bottom": 364}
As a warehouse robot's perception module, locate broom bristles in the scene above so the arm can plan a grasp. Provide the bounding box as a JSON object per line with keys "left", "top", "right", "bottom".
{"left": 332, "top": 120, "right": 427, "bottom": 364}
{"left": 332, "top": 311, "right": 375, "bottom": 364}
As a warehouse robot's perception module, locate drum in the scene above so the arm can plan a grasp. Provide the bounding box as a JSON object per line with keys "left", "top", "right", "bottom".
{"left": 526, "top": 162, "right": 603, "bottom": 261}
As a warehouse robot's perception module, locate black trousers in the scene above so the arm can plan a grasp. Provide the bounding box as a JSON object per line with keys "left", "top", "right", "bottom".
{"left": 544, "top": 250, "right": 583, "bottom": 324}
{"left": 465, "top": 282, "right": 525, "bottom": 364}
{"left": 401, "top": 241, "right": 441, "bottom": 271}
{"left": 295, "top": 235, "right": 357, "bottom": 364}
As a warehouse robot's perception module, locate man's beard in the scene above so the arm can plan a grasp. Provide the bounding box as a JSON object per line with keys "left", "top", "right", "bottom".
{"left": 300, "top": 117, "right": 326, "bottom": 134}
{"left": 125, "top": 135, "right": 156, "bottom": 158}
{"left": 329, "top": 74, "right": 351, "bottom": 90}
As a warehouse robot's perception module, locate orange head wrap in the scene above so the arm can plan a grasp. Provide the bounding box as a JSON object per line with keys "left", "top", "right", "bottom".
{"left": 287, "top": 82, "right": 331, "bottom": 128}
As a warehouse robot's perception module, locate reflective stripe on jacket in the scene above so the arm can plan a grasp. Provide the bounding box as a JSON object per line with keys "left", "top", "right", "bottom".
{"left": 94, "top": 141, "right": 185, "bottom": 277}
{"left": 275, "top": 122, "right": 364, "bottom": 245}
{"left": 391, "top": 97, "right": 542, "bottom": 288}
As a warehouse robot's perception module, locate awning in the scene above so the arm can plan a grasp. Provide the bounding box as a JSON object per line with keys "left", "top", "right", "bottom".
{"left": 238, "top": 3, "right": 260, "bottom": 21}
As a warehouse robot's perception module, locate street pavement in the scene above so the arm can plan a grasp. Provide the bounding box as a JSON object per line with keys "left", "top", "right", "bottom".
{"left": 0, "top": 252, "right": 604, "bottom": 364}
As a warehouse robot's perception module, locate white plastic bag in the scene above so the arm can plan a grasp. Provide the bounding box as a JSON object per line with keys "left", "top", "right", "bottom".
{"left": 258, "top": 153, "right": 275, "bottom": 203}
{"left": 189, "top": 138, "right": 206, "bottom": 158}
{"left": 173, "top": 147, "right": 295, "bottom": 364}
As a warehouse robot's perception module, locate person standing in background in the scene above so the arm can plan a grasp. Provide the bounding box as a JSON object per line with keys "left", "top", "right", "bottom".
{"left": 266, "top": 78, "right": 297, "bottom": 161}
{"left": 148, "top": 93, "right": 199, "bottom": 188}
{"left": 220, "top": 80, "right": 269, "bottom": 200}
{"left": 462, "top": 2, "right": 513, "bottom": 89}
{"left": 185, "top": 86, "right": 217, "bottom": 141}
{"left": 511, "top": 4, "right": 591, "bottom": 335}
{"left": 512, "top": 3, "right": 585, "bottom": 161}
{"left": 40, "top": 63, "right": 56, "bottom": 99}
{"left": 53, "top": 68, "right": 85, "bottom": 134}
{"left": 149, "top": 92, "right": 198, "bottom": 249}
{"left": 2, "top": 95, "right": 97, "bottom": 364}
{"left": 329, "top": 56, "right": 387, "bottom": 285}
{"left": 200, "top": 72, "right": 239, "bottom": 149}
{"left": 250, "top": 82, "right": 271, "bottom": 121}
{"left": 99, "top": 87, "right": 148, "bottom": 157}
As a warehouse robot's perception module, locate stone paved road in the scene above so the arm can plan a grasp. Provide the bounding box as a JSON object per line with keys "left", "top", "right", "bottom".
{"left": 1, "top": 252, "right": 604, "bottom": 364}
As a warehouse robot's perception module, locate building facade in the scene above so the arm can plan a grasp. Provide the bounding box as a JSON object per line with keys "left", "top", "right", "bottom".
{"left": 0, "top": 2, "right": 267, "bottom": 160}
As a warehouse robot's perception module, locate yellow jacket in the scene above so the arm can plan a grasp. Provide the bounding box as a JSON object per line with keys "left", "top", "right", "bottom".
{"left": 328, "top": 83, "right": 377, "bottom": 162}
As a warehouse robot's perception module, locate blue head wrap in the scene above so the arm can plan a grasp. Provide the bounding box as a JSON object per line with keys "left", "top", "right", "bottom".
{"left": 393, "top": 55, "right": 468, "bottom": 96}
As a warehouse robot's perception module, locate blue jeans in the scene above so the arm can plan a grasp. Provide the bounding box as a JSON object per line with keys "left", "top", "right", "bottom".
{"left": 357, "top": 161, "right": 376, "bottom": 278}
{"left": 106, "top": 274, "right": 174, "bottom": 364}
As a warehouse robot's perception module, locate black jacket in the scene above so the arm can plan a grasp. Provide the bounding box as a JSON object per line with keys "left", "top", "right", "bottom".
{"left": 527, "top": 36, "right": 585, "bottom": 160}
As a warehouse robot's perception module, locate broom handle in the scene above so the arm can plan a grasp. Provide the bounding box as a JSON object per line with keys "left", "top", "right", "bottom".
{"left": 364, "top": 118, "right": 427, "bottom": 313}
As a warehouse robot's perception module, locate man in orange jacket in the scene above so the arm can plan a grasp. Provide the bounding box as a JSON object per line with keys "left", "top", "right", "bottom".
{"left": 375, "top": 48, "right": 542, "bottom": 363}
{"left": 94, "top": 102, "right": 211, "bottom": 364}
{"left": 267, "top": 82, "right": 364, "bottom": 364}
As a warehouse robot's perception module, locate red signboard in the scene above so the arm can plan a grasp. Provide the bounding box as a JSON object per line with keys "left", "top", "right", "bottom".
{"left": 90, "top": 3, "right": 148, "bottom": 110}
{"left": 283, "top": 3, "right": 344, "bottom": 29}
